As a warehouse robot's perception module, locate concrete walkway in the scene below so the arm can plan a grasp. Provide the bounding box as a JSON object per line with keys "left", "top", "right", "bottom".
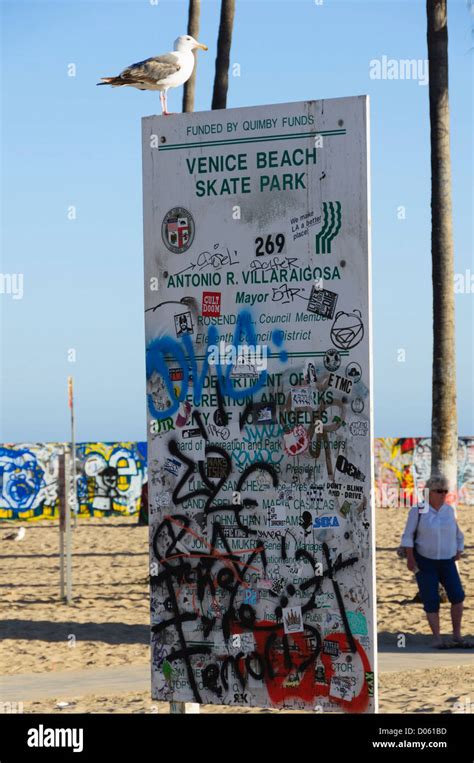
{"left": 377, "top": 646, "right": 473, "bottom": 672}
{"left": 1, "top": 664, "right": 149, "bottom": 703}
{"left": 1, "top": 649, "right": 473, "bottom": 703}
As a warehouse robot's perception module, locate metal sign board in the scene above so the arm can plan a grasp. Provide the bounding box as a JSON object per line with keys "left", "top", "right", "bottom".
{"left": 143, "top": 97, "right": 376, "bottom": 712}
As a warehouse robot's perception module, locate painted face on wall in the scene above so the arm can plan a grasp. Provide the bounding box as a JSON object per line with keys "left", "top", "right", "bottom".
{"left": 101, "top": 466, "right": 118, "bottom": 490}
{"left": 0, "top": 449, "right": 44, "bottom": 510}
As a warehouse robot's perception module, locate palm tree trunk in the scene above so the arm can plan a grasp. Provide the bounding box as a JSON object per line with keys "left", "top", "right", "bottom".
{"left": 182, "top": 0, "right": 201, "bottom": 112}
{"left": 212, "top": 0, "right": 236, "bottom": 109}
{"left": 427, "top": 0, "right": 457, "bottom": 490}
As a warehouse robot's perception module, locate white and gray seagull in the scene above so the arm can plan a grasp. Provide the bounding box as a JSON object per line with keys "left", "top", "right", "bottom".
{"left": 97, "top": 35, "right": 208, "bottom": 115}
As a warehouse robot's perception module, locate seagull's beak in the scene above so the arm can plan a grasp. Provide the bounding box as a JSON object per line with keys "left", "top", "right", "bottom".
{"left": 195, "top": 42, "right": 208, "bottom": 51}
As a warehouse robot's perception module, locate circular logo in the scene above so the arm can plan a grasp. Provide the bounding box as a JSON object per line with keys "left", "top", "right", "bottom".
{"left": 351, "top": 397, "right": 364, "bottom": 414}
{"left": 330, "top": 310, "right": 364, "bottom": 350}
{"left": 161, "top": 207, "right": 195, "bottom": 253}
{"left": 345, "top": 362, "right": 362, "bottom": 383}
{"left": 324, "top": 348, "right": 341, "bottom": 372}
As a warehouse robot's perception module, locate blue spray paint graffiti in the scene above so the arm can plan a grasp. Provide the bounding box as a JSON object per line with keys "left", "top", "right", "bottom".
{"left": 146, "top": 311, "right": 272, "bottom": 420}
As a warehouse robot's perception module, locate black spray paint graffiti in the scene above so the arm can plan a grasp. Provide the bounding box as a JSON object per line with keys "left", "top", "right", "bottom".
{"left": 146, "top": 299, "right": 370, "bottom": 707}
{"left": 150, "top": 419, "right": 359, "bottom": 703}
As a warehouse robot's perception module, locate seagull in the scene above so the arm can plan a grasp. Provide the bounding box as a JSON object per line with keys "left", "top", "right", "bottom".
{"left": 4, "top": 526, "right": 26, "bottom": 541}
{"left": 97, "top": 35, "right": 208, "bottom": 115}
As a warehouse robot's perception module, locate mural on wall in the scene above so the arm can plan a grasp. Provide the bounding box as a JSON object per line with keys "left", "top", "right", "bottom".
{"left": 0, "top": 442, "right": 147, "bottom": 521}
{"left": 0, "top": 443, "right": 62, "bottom": 521}
{"left": 374, "top": 437, "right": 474, "bottom": 506}
{"left": 76, "top": 442, "right": 147, "bottom": 517}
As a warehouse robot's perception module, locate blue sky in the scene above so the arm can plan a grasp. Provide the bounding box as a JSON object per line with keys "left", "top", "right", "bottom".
{"left": 1, "top": 0, "right": 472, "bottom": 442}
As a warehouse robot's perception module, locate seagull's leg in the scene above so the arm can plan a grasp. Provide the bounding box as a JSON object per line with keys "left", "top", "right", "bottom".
{"left": 159, "top": 91, "right": 165, "bottom": 115}
{"left": 163, "top": 89, "right": 172, "bottom": 116}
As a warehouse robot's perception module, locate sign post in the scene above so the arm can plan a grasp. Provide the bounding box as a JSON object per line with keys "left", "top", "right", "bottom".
{"left": 58, "top": 452, "right": 66, "bottom": 601}
{"left": 143, "top": 98, "right": 376, "bottom": 712}
{"left": 68, "top": 375, "right": 77, "bottom": 529}
{"left": 59, "top": 448, "right": 73, "bottom": 604}
{"left": 65, "top": 449, "right": 73, "bottom": 605}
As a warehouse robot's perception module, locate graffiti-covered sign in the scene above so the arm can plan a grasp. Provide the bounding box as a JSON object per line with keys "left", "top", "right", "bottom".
{"left": 143, "top": 98, "right": 377, "bottom": 711}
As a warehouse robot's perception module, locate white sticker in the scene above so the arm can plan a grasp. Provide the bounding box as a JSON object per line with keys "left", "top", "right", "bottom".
{"left": 282, "top": 605, "right": 304, "bottom": 634}
{"left": 268, "top": 503, "right": 287, "bottom": 528}
{"left": 329, "top": 676, "right": 356, "bottom": 701}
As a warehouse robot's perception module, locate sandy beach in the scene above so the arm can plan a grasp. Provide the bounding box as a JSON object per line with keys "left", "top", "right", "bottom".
{"left": 1, "top": 506, "right": 472, "bottom": 714}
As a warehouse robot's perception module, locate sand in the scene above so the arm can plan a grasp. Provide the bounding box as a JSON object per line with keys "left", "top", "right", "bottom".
{"left": 1, "top": 506, "right": 472, "bottom": 713}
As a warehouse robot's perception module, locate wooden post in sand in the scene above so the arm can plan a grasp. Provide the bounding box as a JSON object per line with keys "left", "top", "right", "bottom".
{"left": 68, "top": 376, "right": 78, "bottom": 529}
{"left": 58, "top": 450, "right": 73, "bottom": 604}
{"left": 65, "top": 450, "right": 73, "bottom": 605}
{"left": 58, "top": 451, "right": 66, "bottom": 600}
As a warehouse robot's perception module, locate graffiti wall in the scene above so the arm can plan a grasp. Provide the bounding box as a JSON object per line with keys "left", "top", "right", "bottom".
{"left": 143, "top": 99, "right": 377, "bottom": 711}
{"left": 374, "top": 437, "right": 474, "bottom": 506}
{"left": 0, "top": 442, "right": 147, "bottom": 521}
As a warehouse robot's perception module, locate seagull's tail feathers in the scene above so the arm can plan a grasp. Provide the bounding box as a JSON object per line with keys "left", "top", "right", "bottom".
{"left": 97, "top": 76, "right": 124, "bottom": 87}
